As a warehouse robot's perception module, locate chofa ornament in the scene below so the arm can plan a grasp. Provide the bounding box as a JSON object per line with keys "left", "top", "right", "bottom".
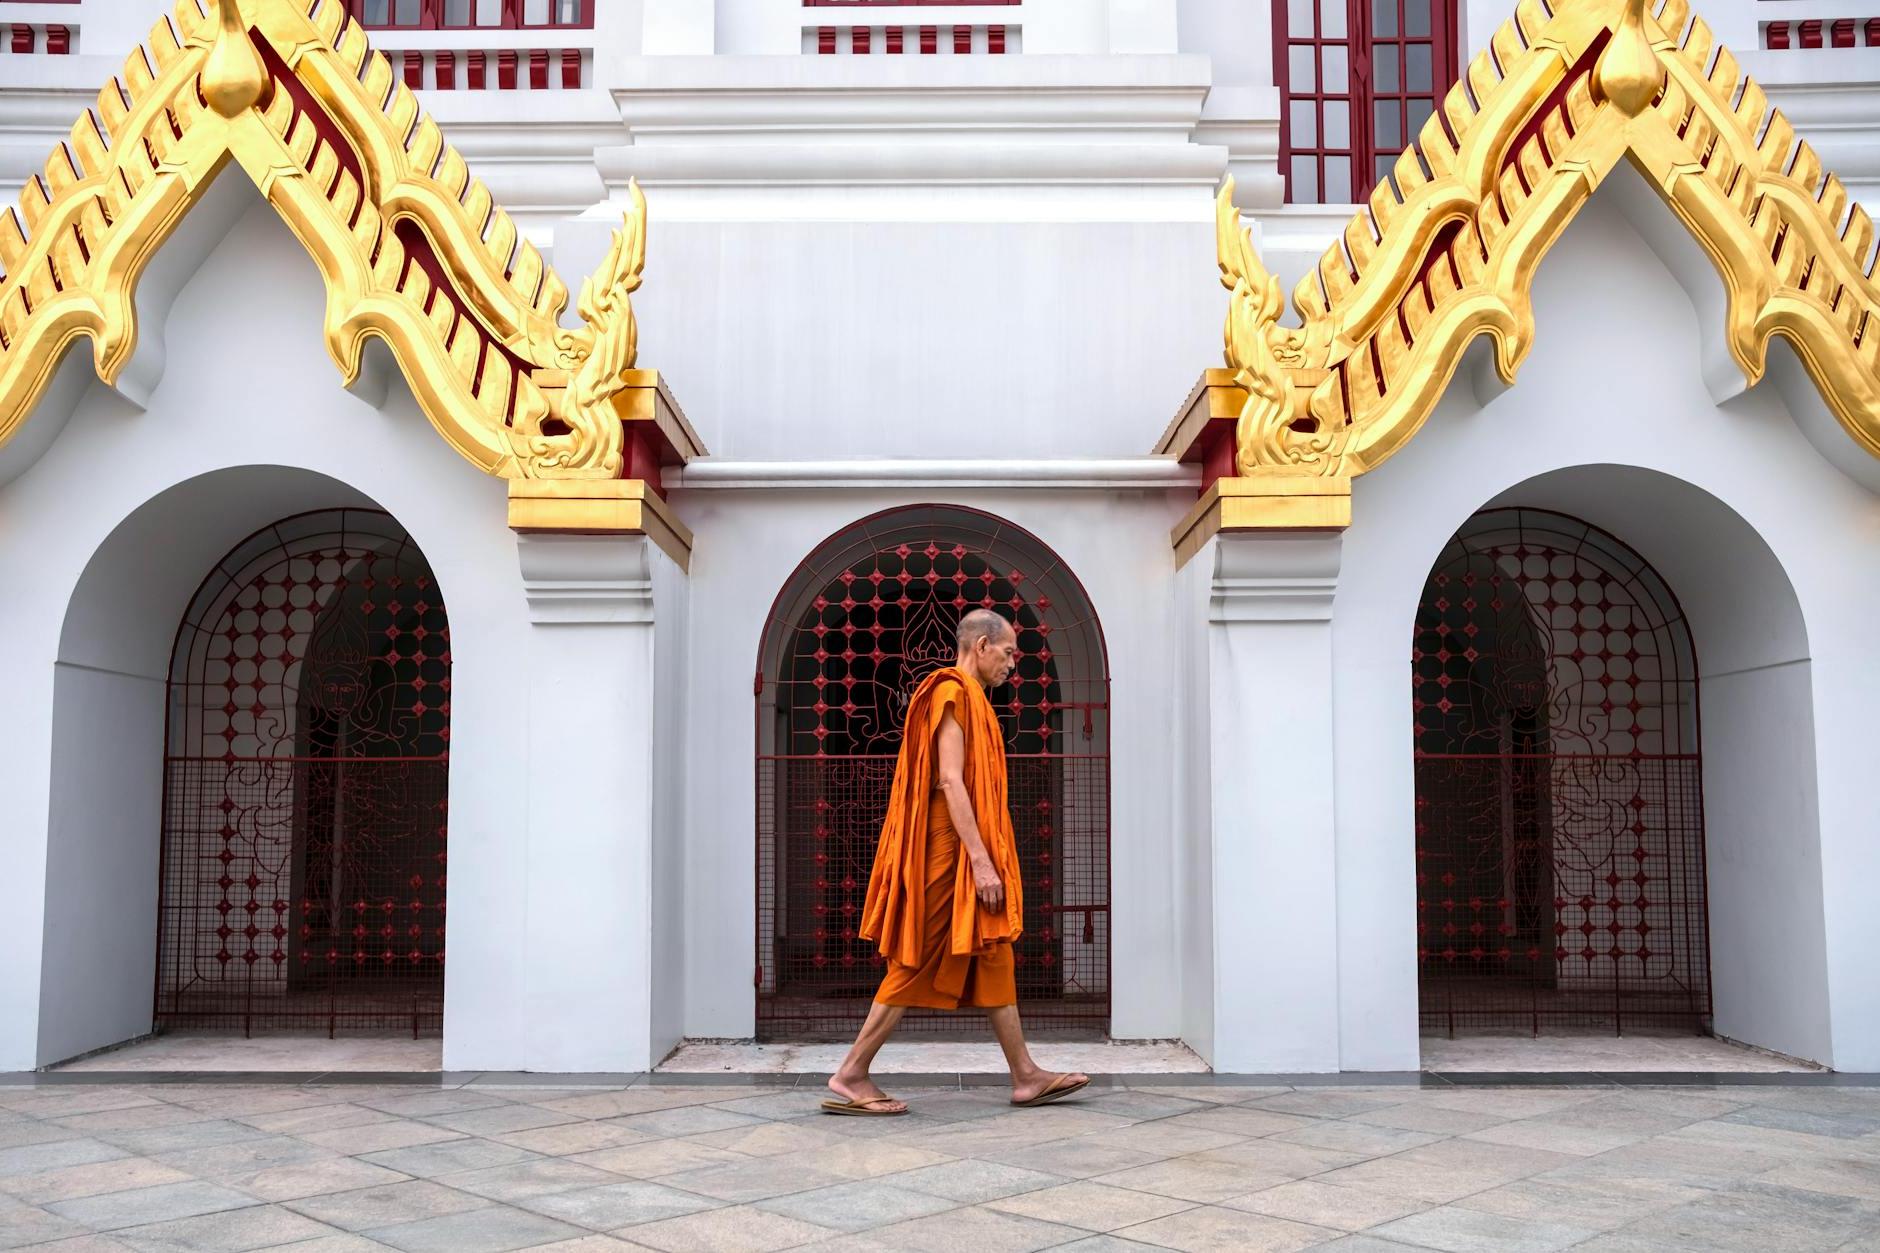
{"left": 0, "top": 0, "right": 648, "bottom": 481}
{"left": 1214, "top": 0, "right": 1880, "bottom": 483}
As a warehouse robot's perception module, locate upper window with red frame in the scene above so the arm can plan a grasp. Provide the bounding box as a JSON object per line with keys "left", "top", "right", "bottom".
{"left": 347, "top": 0, "right": 591, "bottom": 29}
{"left": 1276, "top": 0, "right": 1459, "bottom": 203}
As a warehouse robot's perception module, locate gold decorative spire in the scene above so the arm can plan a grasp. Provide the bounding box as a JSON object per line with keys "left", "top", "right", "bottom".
{"left": 201, "top": 0, "right": 267, "bottom": 118}
{"left": 1211, "top": 0, "right": 1880, "bottom": 479}
{"left": 1594, "top": 0, "right": 1664, "bottom": 116}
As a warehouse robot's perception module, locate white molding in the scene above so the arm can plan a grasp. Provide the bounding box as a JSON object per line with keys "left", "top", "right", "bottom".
{"left": 516, "top": 534, "right": 656, "bottom": 625}
{"left": 1209, "top": 531, "right": 1342, "bottom": 624}
{"left": 668, "top": 458, "right": 1200, "bottom": 490}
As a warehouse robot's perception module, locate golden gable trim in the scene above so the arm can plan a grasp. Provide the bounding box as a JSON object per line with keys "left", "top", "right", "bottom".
{"left": 1215, "top": 0, "right": 1880, "bottom": 482}
{"left": 0, "top": 0, "right": 666, "bottom": 482}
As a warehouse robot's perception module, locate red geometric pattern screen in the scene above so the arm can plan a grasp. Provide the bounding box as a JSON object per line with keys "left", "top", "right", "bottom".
{"left": 756, "top": 506, "right": 1111, "bottom": 1039}
{"left": 1413, "top": 508, "right": 1711, "bottom": 1035}
{"left": 158, "top": 510, "right": 449, "bottom": 1037}
{"left": 1276, "top": 0, "right": 1459, "bottom": 202}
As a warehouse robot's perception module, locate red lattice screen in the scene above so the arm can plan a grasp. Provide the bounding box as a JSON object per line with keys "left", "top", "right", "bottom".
{"left": 1413, "top": 508, "right": 1711, "bottom": 1035}
{"left": 756, "top": 507, "right": 1111, "bottom": 1040}
{"left": 157, "top": 510, "right": 449, "bottom": 1037}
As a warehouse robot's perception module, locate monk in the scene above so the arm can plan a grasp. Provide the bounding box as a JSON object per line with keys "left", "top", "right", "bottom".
{"left": 823, "top": 608, "right": 1091, "bottom": 1115}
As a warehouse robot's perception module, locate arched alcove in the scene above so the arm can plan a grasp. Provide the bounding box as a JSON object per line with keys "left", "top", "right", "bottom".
{"left": 754, "top": 505, "right": 1111, "bottom": 1041}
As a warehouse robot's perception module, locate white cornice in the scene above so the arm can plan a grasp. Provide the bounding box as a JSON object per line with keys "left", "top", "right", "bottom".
{"left": 668, "top": 458, "right": 1200, "bottom": 490}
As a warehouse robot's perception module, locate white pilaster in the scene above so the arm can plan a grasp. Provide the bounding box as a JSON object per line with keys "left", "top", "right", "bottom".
{"left": 514, "top": 533, "right": 663, "bottom": 1071}
{"left": 1206, "top": 530, "right": 1342, "bottom": 1072}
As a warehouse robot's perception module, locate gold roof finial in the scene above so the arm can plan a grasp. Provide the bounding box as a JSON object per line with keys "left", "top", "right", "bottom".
{"left": 201, "top": 0, "right": 268, "bottom": 117}
{"left": 1594, "top": 0, "right": 1664, "bottom": 116}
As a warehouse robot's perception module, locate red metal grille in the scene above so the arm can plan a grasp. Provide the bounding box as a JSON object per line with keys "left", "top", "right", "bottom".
{"left": 756, "top": 506, "right": 1111, "bottom": 1040}
{"left": 1413, "top": 508, "right": 1711, "bottom": 1035}
{"left": 157, "top": 510, "right": 449, "bottom": 1037}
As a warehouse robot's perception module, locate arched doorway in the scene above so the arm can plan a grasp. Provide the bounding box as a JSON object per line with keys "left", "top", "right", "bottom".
{"left": 755, "top": 506, "right": 1110, "bottom": 1041}
{"left": 157, "top": 509, "right": 449, "bottom": 1037}
{"left": 1412, "top": 507, "right": 1711, "bottom": 1036}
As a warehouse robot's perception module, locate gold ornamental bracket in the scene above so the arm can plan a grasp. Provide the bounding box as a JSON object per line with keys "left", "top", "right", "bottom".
{"left": 1169, "top": 0, "right": 1880, "bottom": 563}
{"left": 0, "top": 0, "right": 705, "bottom": 567}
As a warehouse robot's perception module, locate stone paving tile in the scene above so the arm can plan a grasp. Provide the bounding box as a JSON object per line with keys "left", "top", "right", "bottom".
{"left": 154, "top": 1133, "right": 337, "bottom": 1179}
{"left": 1313, "top": 1137, "right": 1577, "bottom": 1204}
{"left": 491, "top": 1120, "right": 655, "bottom": 1157}
{"left": 1074, "top": 1123, "right": 1249, "bottom": 1158}
{"left": 1759, "top": 1155, "right": 1880, "bottom": 1202}
{"left": 610, "top": 1106, "right": 768, "bottom": 1139}
{"left": 984, "top": 1179, "right": 1197, "bottom": 1231}
{"left": 1720, "top": 1105, "right": 1880, "bottom": 1139}
{"left": 1156, "top": 1106, "right": 1320, "bottom": 1139}
{"left": 300, "top": 1119, "right": 467, "bottom": 1155}
{"left": 567, "top": 1139, "right": 750, "bottom": 1179}
{"left": 1185, "top": 1136, "right": 1366, "bottom": 1179}
{"left": 1368, "top": 1203, "right": 1598, "bottom": 1252}
{"left": 865, "top": 1201, "right": 1090, "bottom": 1251}
{"left": 1609, "top": 1180, "right": 1880, "bottom": 1252}
{"left": 93, "top": 1122, "right": 273, "bottom": 1159}
{"left": 1266, "top": 1119, "right": 1442, "bottom": 1157}
{"left": 681, "top": 1119, "right": 847, "bottom": 1158}
{"left": 108, "top": 1202, "right": 343, "bottom": 1252}
{"left": 751, "top": 1178, "right": 958, "bottom": 1232}
{"left": 355, "top": 1091, "right": 515, "bottom": 1119}
{"left": 1453, "top": 1173, "right": 1705, "bottom": 1231}
{"left": 1109, "top": 1203, "right": 1336, "bottom": 1251}
{"left": 0, "top": 1156, "right": 192, "bottom": 1205}
{"left": 41, "top": 1181, "right": 257, "bottom": 1232}
{"left": 8, "top": 1237, "right": 143, "bottom": 1253}
{"left": 1346, "top": 1103, "right": 1513, "bottom": 1135}
{"left": 0, "top": 1193, "right": 91, "bottom": 1249}
{"left": 283, "top": 1178, "right": 493, "bottom": 1230}
{"left": 217, "top": 1156, "right": 412, "bottom": 1203}
{"left": 654, "top": 1156, "right": 851, "bottom": 1202}
{"left": 1222, "top": 1178, "right": 1429, "bottom": 1230}
{"left": 414, "top": 1104, "right": 582, "bottom": 1138}
{"left": 979, "top": 1136, "right": 1167, "bottom": 1179}
{"left": 885, "top": 1158, "right": 1068, "bottom": 1204}
{"left": 364, "top": 1204, "right": 590, "bottom": 1252}
{"left": 0, "top": 1137, "right": 130, "bottom": 1176}
{"left": 229, "top": 1103, "right": 396, "bottom": 1137}
{"left": 781, "top": 1137, "right": 952, "bottom": 1181}
{"left": 1095, "top": 1154, "right": 1297, "bottom": 1204}
{"left": 616, "top": 1202, "right": 840, "bottom": 1251}
{"left": 1460, "top": 1116, "right": 1650, "bottom": 1156}
{"left": 437, "top": 1157, "right": 631, "bottom": 1203}
{"left": 516, "top": 1179, "right": 724, "bottom": 1229}
{"left": 357, "top": 1137, "right": 542, "bottom": 1178}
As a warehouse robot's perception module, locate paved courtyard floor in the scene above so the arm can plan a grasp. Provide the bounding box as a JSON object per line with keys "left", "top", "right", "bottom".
{"left": 3, "top": 1075, "right": 1879, "bottom": 1251}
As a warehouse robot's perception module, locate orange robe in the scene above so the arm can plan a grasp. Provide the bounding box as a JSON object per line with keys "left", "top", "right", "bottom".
{"left": 861, "top": 667, "right": 1024, "bottom": 1009}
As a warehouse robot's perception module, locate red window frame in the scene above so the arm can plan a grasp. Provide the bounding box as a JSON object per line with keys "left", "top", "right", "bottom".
{"left": 345, "top": 0, "right": 594, "bottom": 30}
{"left": 1275, "top": 0, "right": 1459, "bottom": 204}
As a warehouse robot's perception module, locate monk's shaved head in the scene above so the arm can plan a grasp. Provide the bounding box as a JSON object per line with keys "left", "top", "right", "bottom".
{"left": 956, "top": 609, "right": 1015, "bottom": 654}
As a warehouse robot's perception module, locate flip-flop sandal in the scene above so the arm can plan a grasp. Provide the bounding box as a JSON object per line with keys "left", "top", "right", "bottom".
{"left": 1012, "top": 1074, "right": 1090, "bottom": 1107}
{"left": 820, "top": 1097, "right": 908, "bottom": 1116}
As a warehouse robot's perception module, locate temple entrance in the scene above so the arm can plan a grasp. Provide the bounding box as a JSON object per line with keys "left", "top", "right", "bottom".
{"left": 156, "top": 509, "right": 449, "bottom": 1037}
{"left": 755, "top": 506, "right": 1111, "bottom": 1041}
{"left": 1413, "top": 507, "right": 1712, "bottom": 1036}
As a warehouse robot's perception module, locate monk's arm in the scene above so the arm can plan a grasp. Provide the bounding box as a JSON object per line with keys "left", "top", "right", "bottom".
{"left": 936, "top": 711, "right": 1005, "bottom": 910}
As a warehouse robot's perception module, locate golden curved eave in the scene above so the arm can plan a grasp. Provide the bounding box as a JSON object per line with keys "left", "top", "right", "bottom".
{"left": 0, "top": 0, "right": 651, "bottom": 480}
{"left": 1217, "top": 0, "right": 1880, "bottom": 480}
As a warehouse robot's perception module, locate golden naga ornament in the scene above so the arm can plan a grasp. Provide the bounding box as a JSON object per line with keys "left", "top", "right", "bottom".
{"left": 0, "top": 0, "right": 651, "bottom": 481}
{"left": 1213, "top": 0, "right": 1880, "bottom": 480}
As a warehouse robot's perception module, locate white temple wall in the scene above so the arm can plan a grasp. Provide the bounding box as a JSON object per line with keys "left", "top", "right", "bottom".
{"left": 1329, "top": 191, "right": 1865, "bottom": 1070}
{"left": 562, "top": 217, "right": 1220, "bottom": 464}
{"left": 670, "top": 485, "right": 1195, "bottom": 1042}
{"left": 0, "top": 196, "right": 677, "bottom": 1071}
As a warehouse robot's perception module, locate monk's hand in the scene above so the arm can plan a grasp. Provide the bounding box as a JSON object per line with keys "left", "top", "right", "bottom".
{"left": 971, "top": 855, "right": 1005, "bottom": 912}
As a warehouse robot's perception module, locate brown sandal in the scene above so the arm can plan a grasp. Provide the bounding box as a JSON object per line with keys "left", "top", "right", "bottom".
{"left": 820, "top": 1096, "right": 909, "bottom": 1116}
{"left": 1012, "top": 1073, "right": 1090, "bottom": 1107}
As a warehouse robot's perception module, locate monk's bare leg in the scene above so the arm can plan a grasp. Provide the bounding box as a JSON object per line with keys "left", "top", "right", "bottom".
{"left": 828, "top": 1000, "right": 909, "bottom": 1112}
{"left": 985, "top": 1004, "right": 1089, "bottom": 1104}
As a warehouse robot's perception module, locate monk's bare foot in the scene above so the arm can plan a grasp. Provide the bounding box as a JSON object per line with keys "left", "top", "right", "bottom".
{"left": 827, "top": 1072, "right": 907, "bottom": 1114}
{"left": 1010, "top": 1069, "right": 1090, "bottom": 1106}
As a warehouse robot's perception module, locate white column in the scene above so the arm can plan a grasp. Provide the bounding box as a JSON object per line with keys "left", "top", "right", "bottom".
{"left": 515, "top": 533, "right": 662, "bottom": 1072}
{"left": 1206, "top": 530, "right": 1342, "bottom": 1072}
